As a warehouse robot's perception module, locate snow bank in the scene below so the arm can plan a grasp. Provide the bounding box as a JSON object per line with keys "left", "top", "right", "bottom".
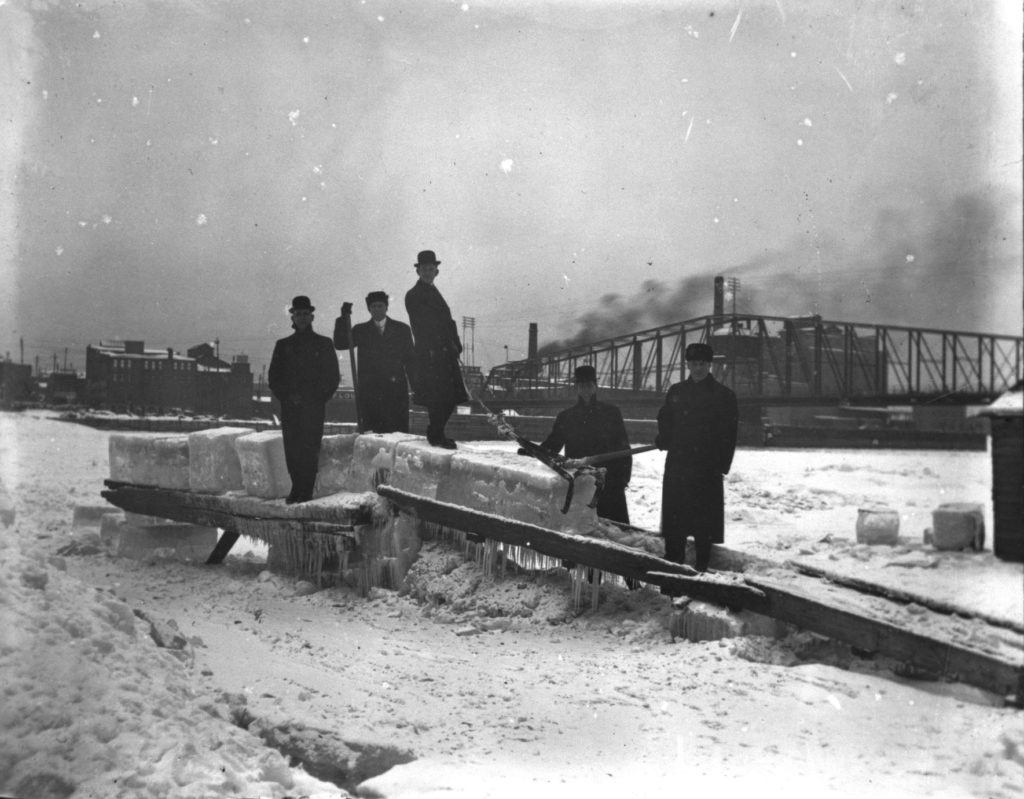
{"left": 0, "top": 537, "right": 345, "bottom": 798}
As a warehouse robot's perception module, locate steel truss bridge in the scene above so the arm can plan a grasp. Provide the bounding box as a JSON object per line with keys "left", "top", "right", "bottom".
{"left": 484, "top": 314, "right": 1023, "bottom": 407}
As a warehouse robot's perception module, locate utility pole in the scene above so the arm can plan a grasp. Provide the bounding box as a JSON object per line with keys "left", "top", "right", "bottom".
{"left": 726, "top": 277, "right": 741, "bottom": 315}
{"left": 20, "top": 337, "right": 24, "bottom": 364}
{"left": 461, "top": 317, "right": 475, "bottom": 367}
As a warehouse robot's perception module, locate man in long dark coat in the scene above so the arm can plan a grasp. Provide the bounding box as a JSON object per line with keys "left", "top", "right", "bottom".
{"left": 268, "top": 295, "right": 340, "bottom": 504}
{"left": 404, "top": 250, "right": 468, "bottom": 449}
{"left": 656, "top": 342, "right": 739, "bottom": 572}
{"left": 539, "top": 364, "right": 632, "bottom": 524}
{"left": 333, "top": 291, "right": 415, "bottom": 433}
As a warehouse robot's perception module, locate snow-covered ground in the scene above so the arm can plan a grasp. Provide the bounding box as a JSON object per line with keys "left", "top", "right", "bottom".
{"left": 0, "top": 410, "right": 1021, "bottom": 799}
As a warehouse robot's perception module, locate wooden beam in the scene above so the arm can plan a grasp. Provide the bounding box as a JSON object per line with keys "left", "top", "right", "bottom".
{"left": 789, "top": 560, "right": 1024, "bottom": 635}
{"left": 101, "top": 480, "right": 373, "bottom": 533}
{"left": 206, "top": 531, "right": 241, "bottom": 565}
{"left": 377, "top": 485, "right": 699, "bottom": 581}
{"left": 645, "top": 571, "right": 768, "bottom": 608}
{"left": 742, "top": 574, "right": 1023, "bottom": 699}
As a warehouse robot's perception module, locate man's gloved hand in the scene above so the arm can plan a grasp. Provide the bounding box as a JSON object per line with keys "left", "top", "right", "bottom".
{"left": 516, "top": 447, "right": 529, "bottom": 456}
{"left": 341, "top": 302, "right": 353, "bottom": 316}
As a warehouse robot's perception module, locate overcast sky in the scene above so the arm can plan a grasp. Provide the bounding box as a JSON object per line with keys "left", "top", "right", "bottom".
{"left": 2, "top": 0, "right": 1021, "bottom": 382}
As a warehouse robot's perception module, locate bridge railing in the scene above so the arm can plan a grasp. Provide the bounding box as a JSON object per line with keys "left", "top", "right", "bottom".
{"left": 484, "top": 314, "right": 1023, "bottom": 404}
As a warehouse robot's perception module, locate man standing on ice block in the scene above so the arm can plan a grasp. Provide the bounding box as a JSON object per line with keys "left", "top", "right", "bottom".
{"left": 656, "top": 342, "right": 739, "bottom": 572}
{"left": 538, "top": 364, "right": 633, "bottom": 525}
{"left": 268, "top": 295, "right": 340, "bottom": 504}
{"left": 405, "top": 250, "right": 468, "bottom": 449}
{"left": 333, "top": 291, "right": 415, "bottom": 434}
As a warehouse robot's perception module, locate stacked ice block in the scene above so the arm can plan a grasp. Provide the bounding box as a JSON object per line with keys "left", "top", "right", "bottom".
{"left": 109, "top": 433, "right": 190, "bottom": 489}
{"left": 188, "top": 426, "right": 251, "bottom": 493}
{"left": 108, "top": 427, "right": 601, "bottom": 532}
{"left": 437, "top": 449, "right": 598, "bottom": 533}
{"left": 233, "top": 430, "right": 291, "bottom": 499}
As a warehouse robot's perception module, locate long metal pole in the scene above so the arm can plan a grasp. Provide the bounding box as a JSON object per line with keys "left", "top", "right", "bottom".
{"left": 343, "top": 314, "right": 362, "bottom": 431}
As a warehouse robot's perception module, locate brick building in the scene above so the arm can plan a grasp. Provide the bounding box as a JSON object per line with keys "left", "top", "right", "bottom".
{"left": 0, "top": 360, "right": 34, "bottom": 405}
{"left": 85, "top": 340, "right": 252, "bottom": 417}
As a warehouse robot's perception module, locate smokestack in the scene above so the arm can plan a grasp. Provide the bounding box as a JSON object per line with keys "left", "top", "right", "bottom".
{"left": 714, "top": 276, "right": 725, "bottom": 319}
{"left": 528, "top": 323, "right": 538, "bottom": 360}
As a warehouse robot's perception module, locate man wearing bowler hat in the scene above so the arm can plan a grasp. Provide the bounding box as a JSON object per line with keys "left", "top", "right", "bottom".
{"left": 404, "top": 250, "right": 468, "bottom": 448}
{"left": 656, "top": 342, "right": 739, "bottom": 572}
{"left": 334, "top": 291, "right": 415, "bottom": 433}
{"left": 268, "top": 295, "right": 340, "bottom": 503}
{"left": 538, "top": 364, "right": 633, "bottom": 524}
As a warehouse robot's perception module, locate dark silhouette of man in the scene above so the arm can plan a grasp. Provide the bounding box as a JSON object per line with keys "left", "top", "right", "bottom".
{"left": 539, "top": 364, "right": 632, "bottom": 524}
{"left": 656, "top": 342, "right": 739, "bottom": 571}
{"left": 334, "top": 291, "right": 415, "bottom": 433}
{"left": 268, "top": 295, "right": 340, "bottom": 504}
{"left": 404, "top": 250, "right": 468, "bottom": 449}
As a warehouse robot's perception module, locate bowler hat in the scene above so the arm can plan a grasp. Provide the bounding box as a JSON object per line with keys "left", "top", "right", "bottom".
{"left": 684, "top": 343, "right": 714, "bottom": 362}
{"left": 365, "top": 291, "right": 389, "bottom": 306}
{"left": 574, "top": 364, "right": 597, "bottom": 383}
{"left": 290, "top": 295, "right": 315, "bottom": 313}
{"left": 415, "top": 250, "right": 441, "bottom": 267}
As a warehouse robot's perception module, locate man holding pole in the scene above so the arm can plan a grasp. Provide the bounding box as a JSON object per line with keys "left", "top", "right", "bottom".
{"left": 333, "top": 291, "right": 415, "bottom": 433}
{"left": 537, "top": 364, "right": 633, "bottom": 524}
{"left": 405, "top": 250, "right": 468, "bottom": 449}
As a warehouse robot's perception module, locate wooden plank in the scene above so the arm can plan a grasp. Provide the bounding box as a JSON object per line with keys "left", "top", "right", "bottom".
{"left": 789, "top": 560, "right": 1024, "bottom": 635}
{"left": 377, "top": 485, "right": 699, "bottom": 581}
{"left": 101, "top": 481, "right": 372, "bottom": 535}
{"left": 206, "top": 531, "right": 240, "bottom": 565}
{"left": 743, "top": 574, "right": 1023, "bottom": 699}
{"left": 645, "top": 571, "right": 768, "bottom": 608}
{"left": 102, "top": 479, "right": 377, "bottom": 526}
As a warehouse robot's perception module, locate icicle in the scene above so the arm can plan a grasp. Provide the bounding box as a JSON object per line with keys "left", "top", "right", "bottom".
{"left": 571, "top": 565, "right": 585, "bottom": 612}
{"left": 591, "top": 570, "right": 601, "bottom": 611}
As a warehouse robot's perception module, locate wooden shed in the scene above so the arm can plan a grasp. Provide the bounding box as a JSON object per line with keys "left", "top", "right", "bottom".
{"left": 976, "top": 381, "right": 1023, "bottom": 562}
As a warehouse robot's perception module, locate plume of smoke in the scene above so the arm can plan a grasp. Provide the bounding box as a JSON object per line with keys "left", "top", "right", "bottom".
{"left": 537, "top": 275, "right": 712, "bottom": 355}
{"left": 539, "top": 191, "right": 1019, "bottom": 354}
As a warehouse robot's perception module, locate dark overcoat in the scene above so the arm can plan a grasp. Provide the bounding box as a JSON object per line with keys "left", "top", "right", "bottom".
{"left": 267, "top": 325, "right": 340, "bottom": 496}
{"left": 656, "top": 375, "right": 738, "bottom": 562}
{"left": 404, "top": 280, "right": 469, "bottom": 407}
{"left": 541, "top": 396, "right": 633, "bottom": 524}
{"left": 333, "top": 316, "right": 414, "bottom": 433}
{"left": 541, "top": 397, "right": 632, "bottom": 489}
